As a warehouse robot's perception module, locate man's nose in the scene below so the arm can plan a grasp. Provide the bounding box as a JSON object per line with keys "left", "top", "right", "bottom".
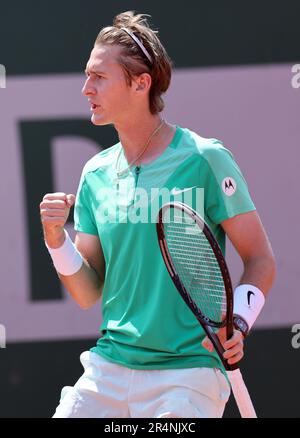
{"left": 82, "top": 77, "right": 96, "bottom": 96}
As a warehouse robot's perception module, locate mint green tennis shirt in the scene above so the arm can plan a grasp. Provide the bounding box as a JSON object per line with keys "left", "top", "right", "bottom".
{"left": 74, "top": 126, "right": 256, "bottom": 372}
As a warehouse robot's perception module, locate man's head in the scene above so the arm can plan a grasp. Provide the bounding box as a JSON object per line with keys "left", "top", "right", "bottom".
{"left": 82, "top": 11, "right": 172, "bottom": 126}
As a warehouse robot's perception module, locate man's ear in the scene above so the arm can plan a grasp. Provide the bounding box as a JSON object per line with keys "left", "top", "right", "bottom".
{"left": 134, "top": 72, "right": 152, "bottom": 92}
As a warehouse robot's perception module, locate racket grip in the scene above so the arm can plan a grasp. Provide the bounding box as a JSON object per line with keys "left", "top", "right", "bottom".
{"left": 226, "top": 361, "right": 240, "bottom": 371}
{"left": 206, "top": 327, "right": 239, "bottom": 371}
{"left": 227, "top": 369, "right": 257, "bottom": 418}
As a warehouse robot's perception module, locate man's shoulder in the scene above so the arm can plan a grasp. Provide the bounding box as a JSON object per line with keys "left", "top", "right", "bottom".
{"left": 181, "top": 127, "right": 234, "bottom": 164}
{"left": 81, "top": 142, "right": 120, "bottom": 178}
{"left": 182, "top": 127, "right": 225, "bottom": 153}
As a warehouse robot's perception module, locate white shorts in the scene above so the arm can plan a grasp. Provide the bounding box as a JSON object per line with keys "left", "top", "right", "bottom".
{"left": 52, "top": 351, "right": 231, "bottom": 418}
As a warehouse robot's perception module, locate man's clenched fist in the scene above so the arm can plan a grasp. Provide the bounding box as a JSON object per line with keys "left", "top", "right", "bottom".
{"left": 40, "top": 192, "right": 75, "bottom": 248}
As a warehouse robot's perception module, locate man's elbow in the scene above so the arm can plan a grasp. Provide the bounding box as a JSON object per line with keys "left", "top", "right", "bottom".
{"left": 77, "top": 287, "right": 102, "bottom": 310}
{"left": 78, "top": 296, "right": 100, "bottom": 310}
{"left": 78, "top": 301, "right": 92, "bottom": 310}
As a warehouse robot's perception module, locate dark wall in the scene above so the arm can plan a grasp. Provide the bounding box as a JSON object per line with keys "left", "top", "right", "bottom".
{"left": 0, "top": 0, "right": 299, "bottom": 75}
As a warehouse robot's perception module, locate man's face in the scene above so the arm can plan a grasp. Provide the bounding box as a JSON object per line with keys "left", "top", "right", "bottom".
{"left": 82, "top": 44, "right": 135, "bottom": 126}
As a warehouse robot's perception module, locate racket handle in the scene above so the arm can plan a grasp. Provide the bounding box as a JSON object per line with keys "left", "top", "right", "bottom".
{"left": 226, "top": 361, "right": 240, "bottom": 371}
{"left": 227, "top": 369, "right": 257, "bottom": 418}
{"left": 205, "top": 326, "right": 239, "bottom": 371}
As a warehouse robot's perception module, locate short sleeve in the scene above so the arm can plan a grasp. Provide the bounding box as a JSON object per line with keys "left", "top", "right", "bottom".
{"left": 74, "top": 173, "right": 98, "bottom": 235}
{"left": 203, "top": 142, "right": 256, "bottom": 224}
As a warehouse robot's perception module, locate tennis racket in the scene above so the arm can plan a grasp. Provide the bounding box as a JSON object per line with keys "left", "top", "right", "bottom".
{"left": 156, "top": 201, "right": 257, "bottom": 418}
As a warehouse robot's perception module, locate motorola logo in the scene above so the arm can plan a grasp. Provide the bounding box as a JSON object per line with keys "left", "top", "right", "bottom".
{"left": 221, "top": 177, "right": 237, "bottom": 197}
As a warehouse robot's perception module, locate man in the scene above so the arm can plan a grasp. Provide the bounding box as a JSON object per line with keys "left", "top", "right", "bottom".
{"left": 40, "top": 11, "right": 276, "bottom": 418}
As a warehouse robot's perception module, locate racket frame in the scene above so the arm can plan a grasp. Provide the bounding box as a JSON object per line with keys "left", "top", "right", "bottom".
{"left": 157, "top": 201, "right": 237, "bottom": 371}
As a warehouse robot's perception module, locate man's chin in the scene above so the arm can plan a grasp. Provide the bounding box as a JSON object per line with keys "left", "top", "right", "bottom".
{"left": 91, "top": 114, "right": 107, "bottom": 126}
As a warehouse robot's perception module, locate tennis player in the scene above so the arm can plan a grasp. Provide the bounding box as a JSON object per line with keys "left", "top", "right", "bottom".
{"left": 40, "top": 11, "right": 276, "bottom": 418}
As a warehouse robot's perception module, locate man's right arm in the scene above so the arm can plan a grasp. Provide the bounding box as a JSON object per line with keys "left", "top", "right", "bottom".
{"left": 40, "top": 192, "right": 105, "bottom": 309}
{"left": 58, "top": 232, "right": 105, "bottom": 309}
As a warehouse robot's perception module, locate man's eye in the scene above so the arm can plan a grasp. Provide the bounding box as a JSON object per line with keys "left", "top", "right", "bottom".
{"left": 85, "top": 73, "right": 103, "bottom": 79}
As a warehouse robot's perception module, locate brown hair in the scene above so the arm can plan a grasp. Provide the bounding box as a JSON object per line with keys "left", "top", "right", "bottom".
{"left": 94, "top": 11, "right": 172, "bottom": 114}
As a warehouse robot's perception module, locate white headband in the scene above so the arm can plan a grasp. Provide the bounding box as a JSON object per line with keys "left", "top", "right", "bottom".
{"left": 121, "top": 27, "right": 153, "bottom": 64}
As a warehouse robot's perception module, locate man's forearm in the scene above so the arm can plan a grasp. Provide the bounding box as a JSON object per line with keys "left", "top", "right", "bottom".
{"left": 238, "top": 255, "right": 276, "bottom": 296}
{"left": 58, "top": 259, "right": 103, "bottom": 309}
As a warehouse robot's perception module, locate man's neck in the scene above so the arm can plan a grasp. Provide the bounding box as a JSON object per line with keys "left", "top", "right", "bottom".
{"left": 115, "top": 114, "right": 171, "bottom": 164}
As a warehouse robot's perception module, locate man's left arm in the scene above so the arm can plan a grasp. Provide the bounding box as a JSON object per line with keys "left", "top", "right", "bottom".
{"left": 202, "top": 210, "right": 276, "bottom": 364}
{"left": 221, "top": 209, "right": 276, "bottom": 294}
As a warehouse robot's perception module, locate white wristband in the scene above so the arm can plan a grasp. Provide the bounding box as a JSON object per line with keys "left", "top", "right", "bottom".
{"left": 45, "top": 230, "right": 83, "bottom": 276}
{"left": 233, "top": 284, "right": 265, "bottom": 331}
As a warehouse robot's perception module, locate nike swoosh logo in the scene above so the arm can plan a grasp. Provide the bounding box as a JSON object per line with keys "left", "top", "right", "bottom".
{"left": 170, "top": 186, "right": 196, "bottom": 196}
{"left": 247, "top": 291, "right": 255, "bottom": 306}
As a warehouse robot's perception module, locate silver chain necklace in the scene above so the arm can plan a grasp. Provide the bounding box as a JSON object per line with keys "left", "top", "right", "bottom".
{"left": 115, "top": 119, "right": 165, "bottom": 179}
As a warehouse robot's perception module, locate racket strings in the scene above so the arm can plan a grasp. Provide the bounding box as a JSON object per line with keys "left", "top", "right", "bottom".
{"left": 163, "top": 211, "right": 227, "bottom": 323}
